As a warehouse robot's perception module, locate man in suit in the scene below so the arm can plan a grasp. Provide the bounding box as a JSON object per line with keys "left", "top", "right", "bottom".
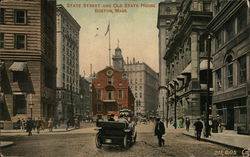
{"left": 194, "top": 118, "right": 203, "bottom": 140}
{"left": 154, "top": 117, "right": 165, "bottom": 147}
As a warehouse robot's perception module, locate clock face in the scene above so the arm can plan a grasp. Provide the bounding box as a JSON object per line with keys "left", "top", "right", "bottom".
{"left": 106, "top": 70, "right": 114, "bottom": 77}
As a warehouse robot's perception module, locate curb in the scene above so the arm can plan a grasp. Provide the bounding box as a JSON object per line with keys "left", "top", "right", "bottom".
{"left": 183, "top": 133, "right": 244, "bottom": 150}
{"left": 0, "top": 128, "right": 76, "bottom": 133}
{"left": 0, "top": 141, "right": 14, "bottom": 148}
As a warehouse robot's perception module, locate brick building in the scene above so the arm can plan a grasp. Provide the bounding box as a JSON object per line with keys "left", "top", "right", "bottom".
{"left": 92, "top": 67, "right": 134, "bottom": 120}
{"left": 0, "top": 0, "right": 57, "bottom": 126}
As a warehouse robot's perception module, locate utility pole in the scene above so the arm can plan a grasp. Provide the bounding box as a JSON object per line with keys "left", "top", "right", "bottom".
{"left": 205, "top": 34, "right": 212, "bottom": 137}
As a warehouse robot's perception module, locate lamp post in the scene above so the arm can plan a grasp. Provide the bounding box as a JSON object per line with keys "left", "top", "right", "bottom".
{"left": 205, "top": 33, "right": 212, "bottom": 137}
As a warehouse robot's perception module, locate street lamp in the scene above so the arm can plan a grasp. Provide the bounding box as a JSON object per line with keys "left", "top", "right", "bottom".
{"left": 205, "top": 33, "right": 212, "bottom": 138}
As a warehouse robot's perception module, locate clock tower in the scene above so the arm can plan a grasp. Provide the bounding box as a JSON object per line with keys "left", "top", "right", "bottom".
{"left": 112, "top": 46, "right": 124, "bottom": 72}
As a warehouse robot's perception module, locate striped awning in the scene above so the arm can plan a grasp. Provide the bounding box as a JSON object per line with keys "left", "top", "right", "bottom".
{"left": 9, "top": 62, "right": 27, "bottom": 72}
{"left": 181, "top": 63, "right": 191, "bottom": 75}
{"left": 200, "top": 59, "right": 214, "bottom": 71}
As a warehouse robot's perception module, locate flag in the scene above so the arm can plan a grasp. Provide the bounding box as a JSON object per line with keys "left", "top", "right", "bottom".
{"left": 105, "top": 23, "right": 110, "bottom": 36}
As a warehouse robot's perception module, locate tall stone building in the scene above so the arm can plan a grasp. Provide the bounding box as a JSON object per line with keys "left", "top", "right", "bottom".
{"left": 56, "top": 4, "right": 81, "bottom": 121}
{"left": 124, "top": 58, "right": 159, "bottom": 117}
{"left": 208, "top": 0, "right": 250, "bottom": 134}
{"left": 79, "top": 76, "right": 92, "bottom": 120}
{"left": 0, "top": 0, "right": 57, "bottom": 126}
{"left": 159, "top": 0, "right": 213, "bottom": 124}
{"left": 157, "top": 0, "right": 182, "bottom": 119}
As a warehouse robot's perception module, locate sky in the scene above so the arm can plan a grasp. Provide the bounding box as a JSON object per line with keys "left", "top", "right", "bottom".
{"left": 57, "top": 0, "right": 164, "bottom": 76}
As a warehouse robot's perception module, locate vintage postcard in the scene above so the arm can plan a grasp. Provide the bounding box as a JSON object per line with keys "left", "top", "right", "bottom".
{"left": 0, "top": 0, "right": 249, "bottom": 156}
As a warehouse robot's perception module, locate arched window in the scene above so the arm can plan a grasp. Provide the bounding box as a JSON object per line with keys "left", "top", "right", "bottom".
{"left": 226, "top": 55, "right": 233, "bottom": 88}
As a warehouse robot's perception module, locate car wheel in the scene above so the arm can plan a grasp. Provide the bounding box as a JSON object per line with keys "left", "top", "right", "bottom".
{"left": 123, "top": 134, "right": 131, "bottom": 149}
{"left": 95, "top": 132, "right": 102, "bottom": 149}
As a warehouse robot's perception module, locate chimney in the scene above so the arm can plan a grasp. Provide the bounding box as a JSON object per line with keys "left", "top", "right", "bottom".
{"left": 127, "top": 57, "right": 129, "bottom": 64}
{"left": 133, "top": 58, "right": 135, "bottom": 64}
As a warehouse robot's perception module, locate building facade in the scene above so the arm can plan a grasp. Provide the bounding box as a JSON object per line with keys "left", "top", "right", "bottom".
{"left": 56, "top": 4, "right": 81, "bottom": 121}
{"left": 157, "top": 0, "right": 182, "bottom": 120}
{"left": 208, "top": 0, "right": 250, "bottom": 134}
{"left": 159, "top": 0, "right": 213, "bottom": 124}
{"left": 124, "top": 59, "right": 159, "bottom": 117}
{"left": 0, "top": 0, "right": 57, "bottom": 125}
{"left": 79, "top": 76, "right": 92, "bottom": 120}
{"left": 92, "top": 67, "right": 134, "bottom": 120}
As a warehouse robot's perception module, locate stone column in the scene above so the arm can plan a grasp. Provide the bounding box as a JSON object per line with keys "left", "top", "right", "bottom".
{"left": 158, "top": 27, "right": 167, "bottom": 118}
{"left": 190, "top": 32, "right": 201, "bottom": 121}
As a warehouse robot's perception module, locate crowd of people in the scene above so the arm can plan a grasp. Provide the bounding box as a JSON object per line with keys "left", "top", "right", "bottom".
{"left": 15, "top": 116, "right": 81, "bottom": 136}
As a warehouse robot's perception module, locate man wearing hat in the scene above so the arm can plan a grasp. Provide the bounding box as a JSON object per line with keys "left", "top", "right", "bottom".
{"left": 108, "top": 114, "right": 115, "bottom": 121}
{"left": 154, "top": 117, "right": 165, "bottom": 147}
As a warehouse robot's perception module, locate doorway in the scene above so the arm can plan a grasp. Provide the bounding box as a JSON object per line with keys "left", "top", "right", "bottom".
{"left": 226, "top": 105, "right": 234, "bottom": 130}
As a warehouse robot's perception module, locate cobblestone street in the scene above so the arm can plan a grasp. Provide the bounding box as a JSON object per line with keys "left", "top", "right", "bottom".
{"left": 0, "top": 123, "right": 241, "bottom": 157}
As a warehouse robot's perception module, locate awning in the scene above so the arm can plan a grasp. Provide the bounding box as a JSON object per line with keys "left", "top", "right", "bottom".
{"left": 181, "top": 63, "right": 191, "bottom": 75}
{"left": 177, "top": 75, "right": 186, "bottom": 80}
{"left": 200, "top": 59, "right": 213, "bottom": 71}
{"left": 102, "top": 100, "right": 116, "bottom": 103}
{"left": 9, "top": 62, "right": 27, "bottom": 72}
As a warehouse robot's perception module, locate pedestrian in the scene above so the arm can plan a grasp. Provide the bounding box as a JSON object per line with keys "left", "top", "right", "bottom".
{"left": 194, "top": 118, "right": 203, "bottom": 140}
{"left": 154, "top": 117, "right": 165, "bottom": 147}
{"left": 26, "top": 118, "right": 33, "bottom": 136}
{"left": 16, "top": 118, "right": 22, "bottom": 130}
{"left": 22, "top": 118, "right": 26, "bottom": 130}
{"left": 108, "top": 114, "right": 115, "bottom": 121}
{"left": 66, "top": 118, "right": 71, "bottom": 131}
{"left": 48, "top": 118, "right": 53, "bottom": 132}
{"left": 36, "top": 117, "right": 42, "bottom": 134}
{"left": 217, "top": 116, "right": 223, "bottom": 132}
{"left": 185, "top": 117, "right": 190, "bottom": 132}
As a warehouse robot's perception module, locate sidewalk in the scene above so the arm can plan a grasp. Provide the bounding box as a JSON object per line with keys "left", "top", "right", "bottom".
{"left": 0, "top": 141, "right": 14, "bottom": 148}
{"left": 183, "top": 129, "right": 250, "bottom": 150}
{"left": 0, "top": 127, "right": 75, "bottom": 133}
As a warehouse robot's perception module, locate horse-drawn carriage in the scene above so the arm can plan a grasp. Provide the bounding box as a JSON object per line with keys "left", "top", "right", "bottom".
{"left": 95, "top": 109, "right": 137, "bottom": 149}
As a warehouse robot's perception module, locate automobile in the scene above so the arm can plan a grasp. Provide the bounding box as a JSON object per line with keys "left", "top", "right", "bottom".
{"left": 94, "top": 109, "right": 137, "bottom": 149}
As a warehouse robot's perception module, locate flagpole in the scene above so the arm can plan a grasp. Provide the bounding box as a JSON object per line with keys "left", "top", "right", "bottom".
{"left": 108, "top": 21, "right": 111, "bottom": 66}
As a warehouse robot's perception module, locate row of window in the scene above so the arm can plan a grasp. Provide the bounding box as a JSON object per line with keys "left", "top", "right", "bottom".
{"left": 0, "top": 8, "right": 26, "bottom": 25}
{"left": 134, "top": 92, "right": 142, "bottom": 98}
{"left": 131, "top": 85, "right": 143, "bottom": 91}
{"left": 62, "top": 83, "right": 78, "bottom": 92}
{"left": 129, "top": 78, "right": 143, "bottom": 84}
{"left": 0, "top": 33, "right": 25, "bottom": 49}
{"left": 215, "top": 55, "right": 247, "bottom": 91}
{"left": 62, "top": 73, "right": 78, "bottom": 85}
{"left": 215, "top": 6, "right": 247, "bottom": 50}
{"left": 97, "top": 89, "right": 123, "bottom": 100}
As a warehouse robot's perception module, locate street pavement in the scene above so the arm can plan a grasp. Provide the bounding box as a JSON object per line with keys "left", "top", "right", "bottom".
{"left": 0, "top": 123, "right": 242, "bottom": 157}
